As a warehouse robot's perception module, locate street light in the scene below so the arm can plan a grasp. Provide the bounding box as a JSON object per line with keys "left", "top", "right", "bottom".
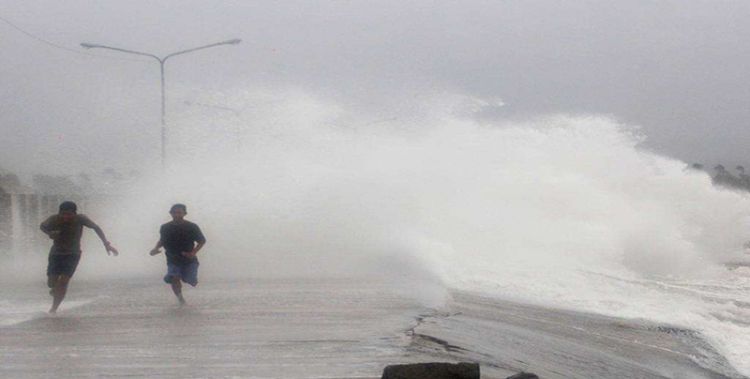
{"left": 81, "top": 39, "right": 242, "bottom": 168}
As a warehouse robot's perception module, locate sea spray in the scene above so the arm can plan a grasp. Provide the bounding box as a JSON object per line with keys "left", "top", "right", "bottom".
{"left": 79, "top": 91, "right": 750, "bottom": 375}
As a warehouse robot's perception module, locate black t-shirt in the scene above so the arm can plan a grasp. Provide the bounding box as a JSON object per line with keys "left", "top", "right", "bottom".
{"left": 159, "top": 220, "right": 206, "bottom": 265}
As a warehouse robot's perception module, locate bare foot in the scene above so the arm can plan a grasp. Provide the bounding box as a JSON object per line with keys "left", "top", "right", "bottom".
{"left": 48, "top": 307, "right": 57, "bottom": 314}
{"left": 178, "top": 295, "right": 186, "bottom": 306}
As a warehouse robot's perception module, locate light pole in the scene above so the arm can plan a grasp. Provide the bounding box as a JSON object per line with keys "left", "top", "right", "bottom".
{"left": 81, "top": 39, "right": 242, "bottom": 168}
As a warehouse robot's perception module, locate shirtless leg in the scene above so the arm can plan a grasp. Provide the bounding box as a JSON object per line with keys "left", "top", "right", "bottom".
{"left": 49, "top": 275, "right": 71, "bottom": 313}
{"left": 46, "top": 254, "right": 80, "bottom": 313}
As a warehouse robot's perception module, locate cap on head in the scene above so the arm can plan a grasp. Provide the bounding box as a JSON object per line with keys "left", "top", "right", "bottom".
{"left": 170, "top": 203, "right": 187, "bottom": 213}
{"left": 59, "top": 201, "right": 77, "bottom": 214}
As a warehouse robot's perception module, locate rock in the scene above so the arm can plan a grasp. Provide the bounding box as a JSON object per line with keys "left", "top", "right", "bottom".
{"left": 506, "top": 373, "right": 539, "bottom": 379}
{"left": 381, "top": 362, "right": 480, "bottom": 379}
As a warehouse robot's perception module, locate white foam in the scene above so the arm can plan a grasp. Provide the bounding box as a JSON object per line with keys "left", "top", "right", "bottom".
{"left": 82, "top": 91, "right": 750, "bottom": 376}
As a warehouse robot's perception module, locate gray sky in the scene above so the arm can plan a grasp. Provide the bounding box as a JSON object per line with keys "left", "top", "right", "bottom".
{"left": 2, "top": 1, "right": 750, "bottom": 175}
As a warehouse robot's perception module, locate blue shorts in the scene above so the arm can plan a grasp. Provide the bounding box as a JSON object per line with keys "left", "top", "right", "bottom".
{"left": 163, "top": 261, "right": 199, "bottom": 286}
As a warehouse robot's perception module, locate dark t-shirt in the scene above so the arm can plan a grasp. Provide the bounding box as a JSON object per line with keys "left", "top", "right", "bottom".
{"left": 160, "top": 220, "right": 206, "bottom": 265}
{"left": 40, "top": 214, "right": 97, "bottom": 255}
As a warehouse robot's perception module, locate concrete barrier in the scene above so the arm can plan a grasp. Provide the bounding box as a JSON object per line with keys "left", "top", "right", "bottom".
{"left": 381, "top": 362, "right": 480, "bottom": 379}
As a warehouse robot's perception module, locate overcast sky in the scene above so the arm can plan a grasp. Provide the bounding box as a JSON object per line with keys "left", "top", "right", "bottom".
{"left": 2, "top": 1, "right": 750, "bottom": 175}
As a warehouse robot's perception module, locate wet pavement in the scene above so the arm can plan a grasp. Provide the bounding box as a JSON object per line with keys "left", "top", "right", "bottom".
{"left": 0, "top": 277, "right": 742, "bottom": 378}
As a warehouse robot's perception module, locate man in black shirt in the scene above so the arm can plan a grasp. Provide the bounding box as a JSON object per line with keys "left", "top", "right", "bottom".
{"left": 150, "top": 203, "right": 206, "bottom": 305}
{"left": 40, "top": 201, "right": 119, "bottom": 313}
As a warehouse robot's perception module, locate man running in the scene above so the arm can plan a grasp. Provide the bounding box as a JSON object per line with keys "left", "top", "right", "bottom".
{"left": 40, "top": 201, "right": 119, "bottom": 313}
{"left": 150, "top": 204, "right": 206, "bottom": 305}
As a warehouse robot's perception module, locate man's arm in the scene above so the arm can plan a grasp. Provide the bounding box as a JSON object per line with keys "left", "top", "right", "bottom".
{"left": 150, "top": 239, "right": 164, "bottom": 256}
{"left": 82, "top": 215, "right": 119, "bottom": 256}
{"left": 40, "top": 216, "right": 57, "bottom": 238}
{"left": 151, "top": 225, "right": 165, "bottom": 256}
{"left": 182, "top": 225, "right": 206, "bottom": 259}
{"left": 182, "top": 241, "right": 204, "bottom": 259}
{"left": 187, "top": 241, "right": 205, "bottom": 257}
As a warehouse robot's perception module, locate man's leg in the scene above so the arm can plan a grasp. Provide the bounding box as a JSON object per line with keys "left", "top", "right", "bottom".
{"left": 47, "top": 275, "right": 57, "bottom": 295}
{"left": 182, "top": 261, "right": 199, "bottom": 287}
{"left": 47, "top": 254, "right": 58, "bottom": 296}
{"left": 164, "top": 263, "right": 186, "bottom": 305}
{"left": 49, "top": 275, "right": 71, "bottom": 313}
{"left": 170, "top": 276, "right": 186, "bottom": 305}
{"left": 47, "top": 254, "right": 80, "bottom": 313}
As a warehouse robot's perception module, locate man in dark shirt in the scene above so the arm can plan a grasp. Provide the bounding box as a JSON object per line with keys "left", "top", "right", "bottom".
{"left": 40, "top": 201, "right": 119, "bottom": 313}
{"left": 150, "top": 203, "right": 206, "bottom": 305}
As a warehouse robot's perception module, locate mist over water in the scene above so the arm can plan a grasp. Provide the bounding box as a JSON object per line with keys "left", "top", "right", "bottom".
{"left": 10, "top": 90, "right": 750, "bottom": 375}
{"left": 105, "top": 90, "right": 749, "bottom": 278}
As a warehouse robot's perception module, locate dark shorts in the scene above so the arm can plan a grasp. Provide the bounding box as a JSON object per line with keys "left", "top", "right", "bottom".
{"left": 47, "top": 254, "right": 81, "bottom": 277}
{"left": 163, "top": 261, "right": 199, "bottom": 286}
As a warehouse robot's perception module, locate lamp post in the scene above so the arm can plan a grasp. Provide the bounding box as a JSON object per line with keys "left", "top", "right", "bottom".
{"left": 81, "top": 39, "right": 242, "bottom": 168}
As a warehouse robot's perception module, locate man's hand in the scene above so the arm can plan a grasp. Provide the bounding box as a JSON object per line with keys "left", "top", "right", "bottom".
{"left": 104, "top": 242, "right": 119, "bottom": 256}
{"left": 182, "top": 251, "right": 197, "bottom": 259}
{"left": 149, "top": 248, "right": 162, "bottom": 256}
